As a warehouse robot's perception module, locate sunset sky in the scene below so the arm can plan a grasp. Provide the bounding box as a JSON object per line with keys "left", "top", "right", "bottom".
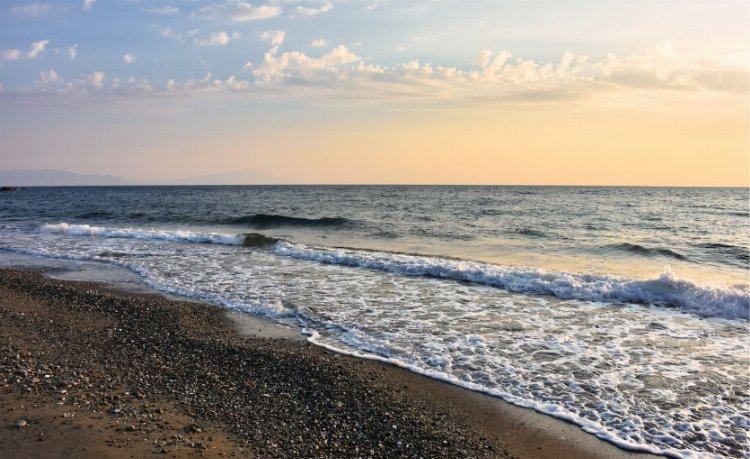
{"left": 0, "top": 0, "right": 748, "bottom": 185}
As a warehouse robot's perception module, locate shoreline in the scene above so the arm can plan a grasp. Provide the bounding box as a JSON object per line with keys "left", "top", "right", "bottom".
{"left": 0, "top": 266, "right": 664, "bottom": 458}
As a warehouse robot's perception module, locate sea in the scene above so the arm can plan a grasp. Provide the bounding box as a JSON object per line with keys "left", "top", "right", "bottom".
{"left": 0, "top": 185, "right": 747, "bottom": 458}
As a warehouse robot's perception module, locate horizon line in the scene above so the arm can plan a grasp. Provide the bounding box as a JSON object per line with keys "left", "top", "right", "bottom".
{"left": 4, "top": 183, "right": 748, "bottom": 189}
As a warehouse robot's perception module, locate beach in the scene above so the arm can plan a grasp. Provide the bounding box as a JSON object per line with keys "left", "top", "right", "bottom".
{"left": 0, "top": 267, "right": 666, "bottom": 458}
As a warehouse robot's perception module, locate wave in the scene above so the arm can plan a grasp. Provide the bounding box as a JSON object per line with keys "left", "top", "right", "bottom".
{"left": 600, "top": 243, "right": 689, "bottom": 261}
{"left": 514, "top": 227, "right": 548, "bottom": 238}
{"left": 273, "top": 242, "right": 749, "bottom": 320}
{"left": 42, "top": 223, "right": 285, "bottom": 249}
{"left": 35, "top": 222, "right": 750, "bottom": 320}
{"left": 224, "top": 213, "right": 354, "bottom": 229}
{"left": 41, "top": 223, "right": 244, "bottom": 246}
{"left": 242, "top": 233, "right": 283, "bottom": 247}
{"left": 77, "top": 210, "right": 114, "bottom": 219}
{"left": 697, "top": 243, "right": 749, "bottom": 263}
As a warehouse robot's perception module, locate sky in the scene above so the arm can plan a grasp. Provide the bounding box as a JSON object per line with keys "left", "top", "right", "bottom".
{"left": 0, "top": 0, "right": 748, "bottom": 186}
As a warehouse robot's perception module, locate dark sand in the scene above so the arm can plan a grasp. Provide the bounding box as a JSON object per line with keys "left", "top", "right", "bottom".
{"left": 0, "top": 268, "right": 664, "bottom": 458}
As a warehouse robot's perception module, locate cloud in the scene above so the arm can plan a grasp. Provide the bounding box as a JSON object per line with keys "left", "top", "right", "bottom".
{"left": 123, "top": 53, "right": 136, "bottom": 64}
{"left": 10, "top": 3, "right": 51, "bottom": 17}
{"left": 37, "top": 69, "right": 61, "bottom": 85}
{"left": 4, "top": 43, "right": 746, "bottom": 103}
{"left": 197, "top": 1, "right": 281, "bottom": 22}
{"left": 247, "top": 43, "right": 748, "bottom": 100}
{"left": 167, "top": 74, "right": 250, "bottom": 93}
{"left": 1, "top": 40, "right": 49, "bottom": 61}
{"left": 260, "top": 30, "right": 285, "bottom": 47}
{"left": 1, "top": 49, "right": 22, "bottom": 61}
{"left": 80, "top": 71, "right": 105, "bottom": 90}
{"left": 67, "top": 44, "right": 78, "bottom": 60}
{"left": 87, "top": 72, "right": 105, "bottom": 89}
{"left": 293, "top": 1, "right": 333, "bottom": 16}
{"left": 27, "top": 40, "right": 50, "bottom": 59}
{"left": 145, "top": 6, "right": 178, "bottom": 15}
{"left": 253, "top": 45, "right": 360, "bottom": 83}
{"left": 83, "top": 0, "right": 96, "bottom": 11}
{"left": 583, "top": 44, "right": 749, "bottom": 93}
{"left": 233, "top": 3, "right": 281, "bottom": 21}
{"left": 310, "top": 39, "right": 328, "bottom": 48}
{"left": 196, "top": 31, "right": 236, "bottom": 47}
{"left": 160, "top": 27, "right": 182, "bottom": 40}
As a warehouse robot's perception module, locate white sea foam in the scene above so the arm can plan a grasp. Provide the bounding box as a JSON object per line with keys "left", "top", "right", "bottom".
{"left": 273, "top": 242, "right": 750, "bottom": 321}
{"left": 35, "top": 223, "right": 750, "bottom": 320}
{"left": 41, "top": 223, "right": 243, "bottom": 246}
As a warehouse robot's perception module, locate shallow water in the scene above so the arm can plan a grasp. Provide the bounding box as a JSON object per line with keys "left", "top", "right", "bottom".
{"left": 0, "top": 185, "right": 748, "bottom": 458}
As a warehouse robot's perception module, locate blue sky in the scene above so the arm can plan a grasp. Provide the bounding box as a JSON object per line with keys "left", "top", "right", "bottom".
{"left": 0, "top": 1, "right": 748, "bottom": 185}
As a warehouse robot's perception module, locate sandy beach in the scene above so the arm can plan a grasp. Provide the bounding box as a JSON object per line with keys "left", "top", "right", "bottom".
{"left": 0, "top": 267, "right": 664, "bottom": 458}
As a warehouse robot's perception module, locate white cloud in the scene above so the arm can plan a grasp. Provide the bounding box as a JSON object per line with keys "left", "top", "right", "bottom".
{"left": 1, "top": 40, "right": 50, "bottom": 61}
{"left": 160, "top": 27, "right": 182, "bottom": 40}
{"left": 27, "top": 40, "right": 50, "bottom": 59}
{"left": 253, "top": 44, "right": 360, "bottom": 83}
{"left": 84, "top": 71, "right": 105, "bottom": 89}
{"left": 234, "top": 3, "right": 281, "bottom": 21}
{"left": 37, "top": 69, "right": 61, "bottom": 85}
{"left": 198, "top": 1, "right": 281, "bottom": 22}
{"left": 294, "top": 1, "right": 333, "bottom": 16}
{"left": 123, "top": 53, "right": 136, "bottom": 64}
{"left": 248, "top": 43, "right": 747, "bottom": 100}
{"left": 145, "top": 6, "right": 178, "bottom": 15}
{"left": 67, "top": 44, "right": 78, "bottom": 60}
{"left": 310, "top": 39, "right": 328, "bottom": 48}
{"left": 83, "top": 0, "right": 96, "bottom": 11}
{"left": 10, "top": 3, "right": 51, "bottom": 17}
{"left": 196, "top": 31, "right": 231, "bottom": 47}
{"left": 1, "top": 49, "right": 22, "bottom": 61}
{"left": 6, "top": 43, "right": 745, "bottom": 103}
{"left": 260, "top": 30, "right": 285, "bottom": 47}
{"left": 165, "top": 73, "right": 250, "bottom": 94}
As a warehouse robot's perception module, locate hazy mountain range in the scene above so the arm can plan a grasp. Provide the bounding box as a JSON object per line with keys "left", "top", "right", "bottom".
{"left": 0, "top": 169, "right": 278, "bottom": 186}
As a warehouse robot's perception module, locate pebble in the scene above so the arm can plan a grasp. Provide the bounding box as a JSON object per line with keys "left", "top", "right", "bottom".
{"left": 0, "top": 269, "right": 507, "bottom": 459}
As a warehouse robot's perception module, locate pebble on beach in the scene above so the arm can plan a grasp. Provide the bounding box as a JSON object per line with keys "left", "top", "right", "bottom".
{"left": 0, "top": 268, "right": 506, "bottom": 458}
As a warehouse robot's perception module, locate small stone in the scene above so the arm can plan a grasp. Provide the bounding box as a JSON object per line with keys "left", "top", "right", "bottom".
{"left": 14, "top": 419, "right": 27, "bottom": 429}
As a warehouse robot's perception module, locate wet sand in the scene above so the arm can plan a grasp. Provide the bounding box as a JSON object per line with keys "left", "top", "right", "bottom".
{"left": 0, "top": 267, "right": 663, "bottom": 458}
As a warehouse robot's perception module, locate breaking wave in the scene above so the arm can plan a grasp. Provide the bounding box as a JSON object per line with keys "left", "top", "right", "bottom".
{"left": 242, "top": 233, "right": 283, "bottom": 247}
{"left": 41, "top": 223, "right": 244, "bottom": 246}
{"left": 273, "top": 242, "right": 749, "bottom": 320}
{"left": 36, "top": 222, "right": 750, "bottom": 320}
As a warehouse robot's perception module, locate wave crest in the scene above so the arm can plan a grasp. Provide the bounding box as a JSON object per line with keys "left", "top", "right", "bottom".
{"left": 273, "top": 242, "right": 749, "bottom": 320}
{"left": 601, "top": 243, "right": 689, "bottom": 261}
{"left": 41, "top": 223, "right": 244, "bottom": 246}
{"left": 242, "top": 233, "right": 282, "bottom": 247}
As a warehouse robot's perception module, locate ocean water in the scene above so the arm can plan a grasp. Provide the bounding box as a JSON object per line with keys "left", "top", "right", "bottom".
{"left": 0, "top": 185, "right": 748, "bottom": 458}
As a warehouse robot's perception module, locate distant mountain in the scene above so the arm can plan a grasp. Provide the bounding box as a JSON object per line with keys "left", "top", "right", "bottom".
{"left": 171, "top": 169, "right": 278, "bottom": 185}
{"left": 0, "top": 169, "right": 129, "bottom": 186}
{"left": 0, "top": 168, "right": 279, "bottom": 186}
